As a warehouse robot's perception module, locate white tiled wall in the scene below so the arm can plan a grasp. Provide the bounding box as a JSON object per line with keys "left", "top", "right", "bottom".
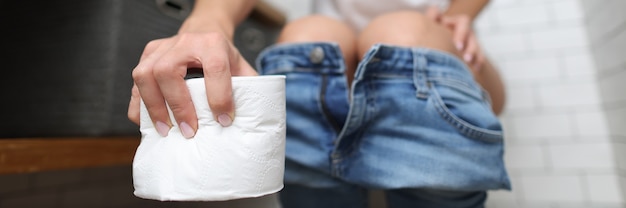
{"left": 584, "top": 0, "right": 626, "bottom": 206}
{"left": 477, "top": 0, "right": 626, "bottom": 207}
{"left": 263, "top": 0, "right": 313, "bottom": 21}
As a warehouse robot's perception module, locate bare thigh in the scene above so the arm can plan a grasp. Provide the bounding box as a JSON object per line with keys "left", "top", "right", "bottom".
{"left": 357, "top": 11, "right": 459, "bottom": 59}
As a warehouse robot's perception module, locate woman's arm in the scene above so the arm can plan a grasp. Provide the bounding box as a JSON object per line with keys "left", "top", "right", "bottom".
{"left": 180, "top": 0, "right": 258, "bottom": 37}
{"left": 444, "top": 0, "right": 490, "bottom": 21}
{"left": 437, "top": 0, "right": 506, "bottom": 115}
{"left": 128, "top": 0, "right": 259, "bottom": 138}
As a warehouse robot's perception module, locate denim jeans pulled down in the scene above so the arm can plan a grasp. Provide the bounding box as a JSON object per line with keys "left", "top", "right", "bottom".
{"left": 256, "top": 42, "right": 511, "bottom": 192}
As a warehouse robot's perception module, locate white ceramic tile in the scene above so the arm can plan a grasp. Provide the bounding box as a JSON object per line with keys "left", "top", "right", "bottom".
{"left": 549, "top": 142, "right": 616, "bottom": 169}
{"left": 505, "top": 87, "right": 536, "bottom": 111}
{"left": 574, "top": 111, "right": 611, "bottom": 137}
{"left": 490, "top": 0, "right": 518, "bottom": 8}
{"left": 485, "top": 201, "right": 521, "bottom": 208}
{"left": 587, "top": 174, "right": 625, "bottom": 203}
{"left": 265, "top": 0, "right": 312, "bottom": 21}
{"left": 520, "top": 175, "right": 585, "bottom": 202}
{"left": 524, "top": 0, "right": 570, "bottom": 2}
{"left": 480, "top": 32, "right": 529, "bottom": 54}
{"left": 538, "top": 81, "right": 602, "bottom": 108}
{"left": 509, "top": 113, "right": 574, "bottom": 140}
{"left": 553, "top": 0, "right": 585, "bottom": 22}
{"left": 530, "top": 27, "right": 589, "bottom": 51}
{"left": 563, "top": 52, "right": 597, "bottom": 77}
{"left": 486, "top": 190, "right": 518, "bottom": 207}
{"left": 494, "top": 4, "right": 551, "bottom": 27}
{"left": 500, "top": 56, "right": 561, "bottom": 82}
{"left": 505, "top": 145, "right": 546, "bottom": 169}
{"left": 517, "top": 203, "right": 557, "bottom": 208}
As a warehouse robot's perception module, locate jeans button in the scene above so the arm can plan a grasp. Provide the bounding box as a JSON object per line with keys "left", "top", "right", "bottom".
{"left": 309, "top": 46, "right": 324, "bottom": 64}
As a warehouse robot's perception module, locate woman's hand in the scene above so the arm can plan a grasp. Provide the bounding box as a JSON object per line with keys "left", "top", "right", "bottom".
{"left": 426, "top": 6, "right": 485, "bottom": 72}
{"left": 128, "top": 31, "right": 257, "bottom": 138}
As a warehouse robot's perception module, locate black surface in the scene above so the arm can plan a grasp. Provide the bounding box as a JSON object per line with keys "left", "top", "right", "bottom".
{"left": 1, "top": 0, "right": 181, "bottom": 137}
{"left": 0, "top": 0, "right": 280, "bottom": 138}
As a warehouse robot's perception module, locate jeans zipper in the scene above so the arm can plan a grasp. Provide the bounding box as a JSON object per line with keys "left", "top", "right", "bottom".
{"left": 320, "top": 74, "right": 342, "bottom": 133}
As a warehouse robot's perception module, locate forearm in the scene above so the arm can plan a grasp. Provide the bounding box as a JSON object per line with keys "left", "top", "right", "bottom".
{"left": 444, "top": 0, "right": 490, "bottom": 21}
{"left": 179, "top": 0, "right": 258, "bottom": 38}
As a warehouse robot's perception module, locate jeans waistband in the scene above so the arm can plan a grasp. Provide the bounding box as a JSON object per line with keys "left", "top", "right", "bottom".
{"left": 256, "top": 42, "right": 345, "bottom": 75}
{"left": 256, "top": 43, "right": 474, "bottom": 83}
{"left": 355, "top": 44, "right": 474, "bottom": 82}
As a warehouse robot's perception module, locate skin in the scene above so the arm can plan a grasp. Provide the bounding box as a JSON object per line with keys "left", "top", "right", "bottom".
{"left": 128, "top": 0, "right": 259, "bottom": 138}
{"left": 128, "top": 0, "right": 505, "bottom": 139}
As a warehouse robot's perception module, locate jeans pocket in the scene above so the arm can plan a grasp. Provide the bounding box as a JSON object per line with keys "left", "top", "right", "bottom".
{"left": 429, "top": 78, "right": 503, "bottom": 143}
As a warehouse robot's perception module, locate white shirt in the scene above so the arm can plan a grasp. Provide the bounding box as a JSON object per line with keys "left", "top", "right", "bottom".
{"left": 313, "top": 0, "right": 450, "bottom": 31}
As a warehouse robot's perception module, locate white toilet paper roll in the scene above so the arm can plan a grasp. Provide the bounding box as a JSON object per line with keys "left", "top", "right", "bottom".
{"left": 133, "top": 75, "right": 286, "bottom": 201}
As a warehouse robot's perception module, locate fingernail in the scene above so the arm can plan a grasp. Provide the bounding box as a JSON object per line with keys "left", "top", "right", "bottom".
{"left": 217, "top": 114, "right": 232, "bottom": 127}
{"left": 155, "top": 121, "right": 170, "bottom": 137}
{"left": 464, "top": 53, "right": 473, "bottom": 62}
{"left": 456, "top": 42, "right": 464, "bottom": 51}
{"left": 180, "top": 122, "right": 195, "bottom": 138}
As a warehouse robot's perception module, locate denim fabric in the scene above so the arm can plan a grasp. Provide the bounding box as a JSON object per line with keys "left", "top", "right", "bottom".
{"left": 256, "top": 42, "right": 511, "bottom": 192}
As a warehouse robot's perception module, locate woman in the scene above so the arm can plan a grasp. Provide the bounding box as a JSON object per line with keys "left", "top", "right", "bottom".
{"left": 128, "top": 0, "right": 510, "bottom": 207}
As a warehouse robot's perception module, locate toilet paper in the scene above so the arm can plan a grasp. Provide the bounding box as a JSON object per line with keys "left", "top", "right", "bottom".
{"left": 132, "top": 75, "right": 286, "bottom": 201}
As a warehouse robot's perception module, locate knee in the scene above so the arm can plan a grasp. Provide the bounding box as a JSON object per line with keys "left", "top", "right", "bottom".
{"left": 357, "top": 11, "right": 457, "bottom": 58}
{"left": 278, "top": 15, "right": 358, "bottom": 82}
{"left": 278, "top": 15, "right": 356, "bottom": 47}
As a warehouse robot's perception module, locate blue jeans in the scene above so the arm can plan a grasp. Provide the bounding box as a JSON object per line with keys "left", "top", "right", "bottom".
{"left": 256, "top": 43, "right": 510, "bottom": 207}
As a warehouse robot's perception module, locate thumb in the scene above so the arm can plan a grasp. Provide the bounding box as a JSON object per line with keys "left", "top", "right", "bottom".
{"left": 127, "top": 83, "right": 141, "bottom": 125}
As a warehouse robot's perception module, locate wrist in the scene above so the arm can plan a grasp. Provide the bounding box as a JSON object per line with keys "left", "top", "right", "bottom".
{"left": 178, "top": 14, "right": 236, "bottom": 39}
